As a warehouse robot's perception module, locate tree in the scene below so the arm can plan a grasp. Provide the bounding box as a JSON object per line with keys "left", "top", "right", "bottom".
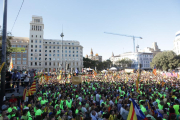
{"left": 115, "top": 58, "right": 132, "bottom": 69}
{"left": 0, "top": 29, "right": 12, "bottom": 67}
{"left": 150, "top": 51, "right": 180, "bottom": 71}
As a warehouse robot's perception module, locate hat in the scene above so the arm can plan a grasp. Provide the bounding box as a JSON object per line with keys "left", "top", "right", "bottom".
{"left": 23, "top": 107, "right": 29, "bottom": 110}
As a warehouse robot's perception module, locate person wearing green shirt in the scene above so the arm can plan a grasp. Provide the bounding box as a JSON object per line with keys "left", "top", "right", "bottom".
{"left": 66, "top": 97, "right": 72, "bottom": 109}
{"left": 35, "top": 106, "right": 43, "bottom": 117}
{"left": 173, "top": 100, "right": 180, "bottom": 115}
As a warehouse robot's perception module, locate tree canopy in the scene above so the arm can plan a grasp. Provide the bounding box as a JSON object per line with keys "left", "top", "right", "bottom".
{"left": 150, "top": 51, "right": 180, "bottom": 71}
{"left": 115, "top": 58, "right": 132, "bottom": 69}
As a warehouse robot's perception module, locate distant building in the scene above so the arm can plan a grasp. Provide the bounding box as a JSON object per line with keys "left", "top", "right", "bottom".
{"left": 110, "top": 52, "right": 153, "bottom": 70}
{"left": 173, "top": 31, "right": 180, "bottom": 55}
{"left": 85, "top": 48, "right": 102, "bottom": 62}
{"left": 9, "top": 37, "right": 29, "bottom": 70}
{"left": 138, "top": 42, "right": 161, "bottom": 56}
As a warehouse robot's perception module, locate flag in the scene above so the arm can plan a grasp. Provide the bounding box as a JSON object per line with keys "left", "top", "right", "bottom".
{"left": 9, "top": 57, "right": 13, "bottom": 71}
{"left": 127, "top": 98, "right": 148, "bottom": 120}
{"left": 156, "top": 110, "right": 163, "bottom": 118}
{"left": 28, "top": 80, "right": 36, "bottom": 96}
{"left": 147, "top": 102, "right": 154, "bottom": 115}
{"left": 68, "top": 74, "right": 71, "bottom": 79}
{"left": 75, "top": 68, "right": 79, "bottom": 74}
{"left": 93, "top": 70, "right": 97, "bottom": 76}
{"left": 23, "top": 88, "right": 27, "bottom": 101}
{"left": 162, "top": 80, "right": 165, "bottom": 87}
{"left": 153, "top": 65, "right": 157, "bottom": 76}
{"left": 136, "top": 72, "right": 140, "bottom": 93}
{"left": 178, "top": 74, "right": 179, "bottom": 79}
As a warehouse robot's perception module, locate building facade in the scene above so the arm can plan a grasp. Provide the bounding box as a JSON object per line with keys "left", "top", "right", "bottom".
{"left": 9, "top": 37, "right": 29, "bottom": 70}
{"left": 138, "top": 42, "right": 161, "bottom": 57}
{"left": 85, "top": 48, "right": 102, "bottom": 62}
{"left": 173, "top": 31, "right": 180, "bottom": 55}
{"left": 28, "top": 16, "right": 83, "bottom": 72}
{"left": 110, "top": 52, "right": 153, "bottom": 70}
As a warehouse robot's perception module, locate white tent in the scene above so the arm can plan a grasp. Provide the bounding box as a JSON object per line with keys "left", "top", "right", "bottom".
{"left": 109, "top": 67, "right": 117, "bottom": 71}
{"left": 101, "top": 69, "right": 108, "bottom": 73}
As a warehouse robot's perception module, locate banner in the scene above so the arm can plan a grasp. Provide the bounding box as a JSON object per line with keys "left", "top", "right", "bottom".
{"left": 11, "top": 47, "right": 25, "bottom": 52}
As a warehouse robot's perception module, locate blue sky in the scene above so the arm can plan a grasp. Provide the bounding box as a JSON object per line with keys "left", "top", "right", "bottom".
{"left": 0, "top": 0, "right": 180, "bottom": 60}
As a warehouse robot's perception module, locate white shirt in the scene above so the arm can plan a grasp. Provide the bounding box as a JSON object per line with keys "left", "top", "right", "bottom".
{"left": 82, "top": 107, "right": 87, "bottom": 113}
{"left": 78, "top": 97, "right": 82, "bottom": 102}
{"left": 24, "top": 73, "right": 30, "bottom": 82}
{"left": 96, "top": 94, "right": 100, "bottom": 102}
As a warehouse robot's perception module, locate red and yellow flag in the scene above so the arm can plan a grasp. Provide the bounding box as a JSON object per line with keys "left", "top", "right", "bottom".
{"left": 153, "top": 65, "right": 157, "bottom": 76}
{"left": 28, "top": 80, "right": 36, "bottom": 96}
{"left": 23, "top": 88, "right": 27, "bottom": 101}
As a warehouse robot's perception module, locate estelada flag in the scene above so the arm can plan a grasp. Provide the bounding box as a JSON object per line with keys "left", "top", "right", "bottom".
{"left": 153, "top": 65, "right": 157, "bottom": 76}
{"left": 127, "top": 98, "right": 148, "bottom": 120}
{"left": 23, "top": 88, "right": 27, "bottom": 101}
{"left": 28, "top": 80, "right": 36, "bottom": 96}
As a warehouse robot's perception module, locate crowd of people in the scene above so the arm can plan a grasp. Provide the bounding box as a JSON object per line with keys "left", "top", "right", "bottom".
{"left": 1, "top": 70, "right": 180, "bottom": 120}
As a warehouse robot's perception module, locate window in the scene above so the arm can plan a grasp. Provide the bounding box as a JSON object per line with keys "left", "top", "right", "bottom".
{"left": 57, "top": 50, "right": 59, "bottom": 53}
{"left": 35, "top": 62, "right": 37, "bottom": 66}
{"left": 17, "top": 45, "right": 21, "bottom": 47}
{"left": 53, "top": 46, "right": 55, "bottom": 49}
{"left": 35, "top": 57, "right": 37, "bottom": 60}
{"left": 17, "top": 58, "right": 21, "bottom": 60}
{"left": 65, "top": 47, "right": 67, "bottom": 49}
{"left": 23, "top": 62, "right": 26, "bottom": 65}
{"left": 76, "top": 51, "right": 78, "bottom": 53}
{"left": 57, "top": 46, "right": 59, "bottom": 49}
{"left": 23, "top": 58, "right": 26, "bottom": 60}
{"left": 39, "top": 62, "right": 41, "bottom": 66}
{"left": 39, "top": 58, "right": 41, "bottom": 60}
{"left": 57, "top": 54, "right": 59, "bottom": 57}
{"left": 36, "top": 35, "right": 37, "bottom": 38}
{"left": 49, "top": 46, "right": 51, "bottom": 49}
{"left": 40, "top": 35, "right": 41, "bottom": 38}
{"left": 35, "top": 40, "right": 37, "bottom": 43}
{"left": 45, "top": 58, "right": 47, "bottom": 60}
{"left": 23, "top": 54, "right": 27, "bottom": 57}
{"left": 53, "top": 54, "right": 55, "bottom": 56}
{"left": 39, "top": 49, "right": 41, "bottom": 52}
{"left": 73, "top": 55, "right": 75, "bottom": 57}
{"left": 45, "top": 50, "right": 47, "bottom": 52}
{"left": 17, "top": 61, "right": 21, "bottom": 64}
{"left": 11, "top": 54, "right": 15, "bottom": 58}
{"left": 53, "top": 58, "right": 55, "bottom": 61}
{"left": 49, "top": 50, "right": 51, "bottom": 53}
{"left": 39, "top": 53, "right": 41, "bottom": 56}
{"left": 53, "top": 50, "right": 55, "bottom": 53}
{"left": 45, "top": 62, "right": 47, "bottom": 65}
{"left": 49, "top": 62, "right": 51, "bottom": 66}
{"left": 45, "top": 54, "right": 47, "bottom": 56}
{"left": 39, "top": 45, "right": 41, "bottom": 48}
{"left": 49, "top": 54, "right": 51, "bottom": 56}
{"left": 65, "top": 50, "right": 67, "bottom": 53}
{"left": 76, "top": 55, "right": 78, "bottom": 57}
{"left": 57, "top": 42, "right": 59, "bottom": 44}
{"left": 31, "top": 45, "right": 33, "bottom": 48}
{"left": 35, "top": 45, "right": 37, "bottom": 48}
{"left": 31, "top": 40, "right": 33, "bottom": 43}
{"left": 45, "top": 46, "right": 47, "bottom": 48}
{"left": 69, "top": 51, "right": 71, "bottom": 53}
{"left": 73, "top": 51, "right": 74, "bottom": 53}
{"left": 69, "top": 54, "right": 71, "bottom": 57}
{"left": 35, "top": 49, "right": 37, "bottom": 52}
{"left": 72, "top": 43, "right": 74, "bottom": 45}
{"left": 31, "top": 57, "right": 33, "bottom": 60}
{"left": 12, "top": 58, "right": 15, "bottom": 60}
{"left": 76, "top": 47, "right": 78, "bottom": 49}
{"left": 69, "top": 47, "right": 71, "bottom": 49}
{"left": 65, "top": 54, "right": 67, "bottom": 57}
{"left": 17, "top": 54, "right": 21, "bottom": 58}
{"left": 32, "top": 35, "right": 33, "bottom": 38}
{"left": 31, "top": 49, "right": 33, "bottom": 52}
{"left": 68, "top": 43, "right": 70, "bottom": 45}
{"left": 73, "top": 47, "right": 74, "bottom": 49}
{"left": 49, "top": 42, "right": 51, "bottom": 44}
{"left": 49, "top": 58, "right": 51, "bottom": 61}
{"left": 53, "top": 42, "right": 55, "bottom": 44}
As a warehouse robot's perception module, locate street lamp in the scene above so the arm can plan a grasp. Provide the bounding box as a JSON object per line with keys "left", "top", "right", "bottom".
{"left": 60, "top": 32, "right": 64, "bottom": 77}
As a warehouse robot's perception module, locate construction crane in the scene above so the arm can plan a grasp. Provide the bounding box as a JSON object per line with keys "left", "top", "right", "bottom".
{"left": 104, "top": 32, "right": 142, "bottom": 53}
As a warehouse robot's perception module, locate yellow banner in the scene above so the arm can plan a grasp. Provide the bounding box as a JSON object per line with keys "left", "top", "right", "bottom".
{"left": 11, "top": 47, "right": 25, "bottom": 52}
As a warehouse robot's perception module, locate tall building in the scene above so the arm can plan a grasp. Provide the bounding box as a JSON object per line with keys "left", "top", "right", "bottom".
{"left": 85, "top": 48, "right": 102, "bottom": 62}
{"left": 9, "top": 37, "right": 29, "bottom": 70}
{"left": 173, "top": 31, "right": 180, "bottom": 55}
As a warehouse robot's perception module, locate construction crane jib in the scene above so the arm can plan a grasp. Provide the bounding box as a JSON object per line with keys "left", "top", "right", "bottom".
{"left": 104, "top": 32, "right": 142, "bottom": 53}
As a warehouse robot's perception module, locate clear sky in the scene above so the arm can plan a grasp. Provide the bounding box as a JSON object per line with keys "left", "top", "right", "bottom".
{"left": 0, "top": 0, "right": 180, "bottom": 60}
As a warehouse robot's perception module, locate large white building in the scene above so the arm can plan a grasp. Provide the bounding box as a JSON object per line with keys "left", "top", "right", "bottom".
{"left": 110, "top": 52, "right": 153, "bottom": 70}
{"left": 28, "top": 16, "right": 83, "bottom": 72}
{"left": 173, "top": 31, "right": 180, "bottom": 55}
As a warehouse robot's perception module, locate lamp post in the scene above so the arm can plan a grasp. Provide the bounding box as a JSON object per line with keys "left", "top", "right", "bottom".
{"left": 60, "top": 32, "right": 64, "bottom": 78}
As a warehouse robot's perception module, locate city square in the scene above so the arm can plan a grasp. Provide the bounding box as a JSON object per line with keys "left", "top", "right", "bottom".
{"left": 0, "top": 0, "right": 180, "bottom": 120}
